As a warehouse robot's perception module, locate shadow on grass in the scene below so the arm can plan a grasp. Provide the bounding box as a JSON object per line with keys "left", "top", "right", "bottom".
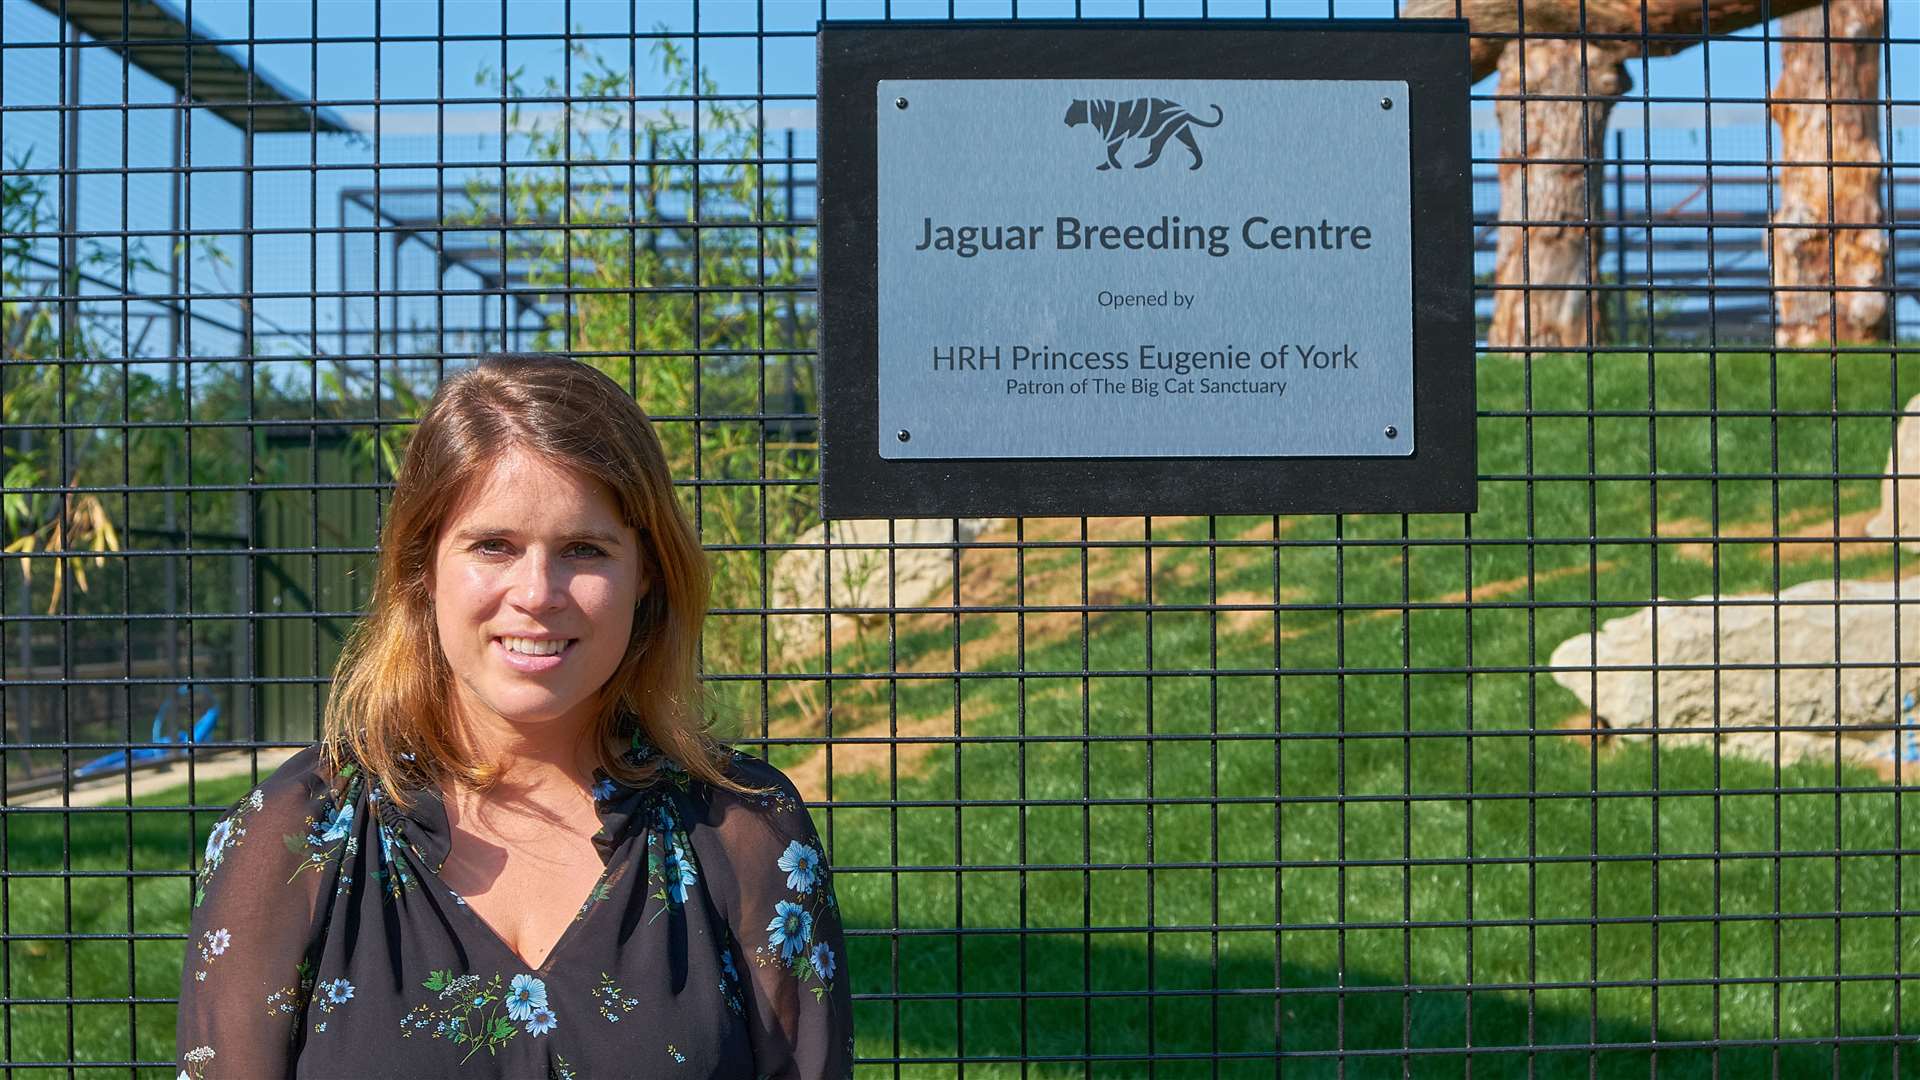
{"left": 849, "top": 922, "right": 1920, "bottom": 1079}
{"left": 6, "top": 773, "right": 1920, "bottom": 1078}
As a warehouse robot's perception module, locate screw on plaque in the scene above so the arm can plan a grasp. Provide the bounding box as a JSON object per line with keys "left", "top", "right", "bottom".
{"left": 1384, "top": 425, "right": 1398, "bottom": 439}
{"left": 1380, "top": 98, "right": 1393, "bottom": 110}
{"left": 897, "top": 429, "right": 911, "bottom": 442}
{"left": 895, "top": 97, "right": 909, "bottom": 110}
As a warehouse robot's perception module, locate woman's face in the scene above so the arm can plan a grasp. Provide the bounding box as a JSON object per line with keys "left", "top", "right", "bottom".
{"left": 430, "top": 446, "right": 646, "bottom": 739}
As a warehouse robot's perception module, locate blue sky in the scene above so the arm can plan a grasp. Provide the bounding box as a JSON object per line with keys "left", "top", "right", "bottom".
{"left": 12, "top": 0, "right": 1913, "bottom": 126}
{"left": 1, "top": 0, "right": 1914, "bottom": 357}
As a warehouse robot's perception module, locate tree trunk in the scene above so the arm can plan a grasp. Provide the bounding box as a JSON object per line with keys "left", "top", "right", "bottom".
{"left": 1769, "top": 1, "right": 1890, "bottom": 346}
{"left": 1401, "top": 0, "right": 1822, "bottom": 82}
{"left": 1488, "top": 38, "right": 1631, "bottom": 349}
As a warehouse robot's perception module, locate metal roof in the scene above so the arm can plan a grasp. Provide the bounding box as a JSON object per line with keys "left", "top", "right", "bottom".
{"left": 27, "top": 0, "right": 350, "bottom": 134}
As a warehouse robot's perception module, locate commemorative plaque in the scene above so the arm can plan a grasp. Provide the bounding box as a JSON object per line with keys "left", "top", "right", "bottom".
{"left": 819, "top": 21, "right": 1474, "bottom": 518}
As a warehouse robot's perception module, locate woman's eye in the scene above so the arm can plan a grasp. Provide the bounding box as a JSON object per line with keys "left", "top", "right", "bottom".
{"left": 468, "top": 539, "right": 603, "bottom": 557}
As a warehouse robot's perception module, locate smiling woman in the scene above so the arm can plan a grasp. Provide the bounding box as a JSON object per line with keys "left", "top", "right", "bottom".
{"left": 175, "top": 356, "right": 852, "bottom": 1079}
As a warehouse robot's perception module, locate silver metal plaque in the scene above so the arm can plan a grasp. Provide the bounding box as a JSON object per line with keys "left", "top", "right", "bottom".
{"left": 877, "top": 78, "right": 1413, "bottom": 459}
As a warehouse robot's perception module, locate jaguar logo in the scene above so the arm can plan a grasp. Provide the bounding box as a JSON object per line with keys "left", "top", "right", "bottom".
{"left": 1063, "top": 98, "right": 1225, "bottom": 172}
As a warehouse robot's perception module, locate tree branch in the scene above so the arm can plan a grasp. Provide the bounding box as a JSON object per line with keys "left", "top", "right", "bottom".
{"left": 1400, "top": 0, "right": 1825, "bottom": 82}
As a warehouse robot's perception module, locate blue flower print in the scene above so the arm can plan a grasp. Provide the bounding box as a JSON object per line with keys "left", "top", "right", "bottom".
{"left": 370, "top": 817, "right": 418, "bottom": 898}
{"left": 663, "top": 843, "right": 697, "bottom": 903}
{"left": 310, "top": 973, "right": 354, "bottom": 1032}
{"left": 810, "top": 941, "right": 837, "bottom": 981}
{"left": 717, "top": 943, "right": 746, "bottom": 1015}
{"left": 777, "top": 839, "right": 821, "bottom": 893}
{"left": 592, "top": 972, "right": 638, "bottom": 1022}
{"left": 524, "top": 1005, "right": 557, "bottom": 1037}
{"left": 313, "top": 804, "right": 353, "bottom": 845}
{"left": 406, "top": 969, "right": 553, "bottom": 1062}
{"left": 194, "top": 791, "right": 270, "bottom": 906}
{"left": 591, "top": 777, "right": 618, "bottom": 802}
{"left": 504, "top": 973, "right": 547, "bottom": 1021}
{"left": 202, "top": 818, "right": 234, "bottom": 869}
{"left": 649, "top": 800, "right": 680, "bottom": 834}
{"left": 767, "top": 899, "right": 813, "bottom": 961}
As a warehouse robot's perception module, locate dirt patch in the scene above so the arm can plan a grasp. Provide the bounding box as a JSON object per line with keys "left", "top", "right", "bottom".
{"left": 1866, "top": 742, "right": 1920, "bottom": 785}
{"left": 1432, "top": 559, "right": 1618, "bottom": 605}
{"left": 1224, "top": 560, "right": 1622, "bottom": 647}
{"left": 1655, "top": 516, "right": 1711, "bottom": 537}
{"left": 765, "top": 533, "right": 1627, "bottom": 793}
{"left": 1233, "top": 516, "right": 1325, "bottom": 541}
{"left": 1555, "top": 711, "right": 1620, "bottom": 758}
{"left": 1213, "top": 588, "right": 1314, "bottom": 635}
{"left": 1666, "top": 507, "right": 1883, "bottom": 564}
{"left": 782, "top": 711, "right": 954, "bottom": 804}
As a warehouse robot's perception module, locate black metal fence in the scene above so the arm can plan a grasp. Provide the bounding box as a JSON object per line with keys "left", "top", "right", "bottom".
{"left": 3, "top": 0, "right": 1918, "bottom": 1074}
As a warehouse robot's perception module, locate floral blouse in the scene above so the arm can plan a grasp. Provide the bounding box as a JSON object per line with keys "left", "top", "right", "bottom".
{"left": 176, "top": 742, "right": 852, "bottom": 1079}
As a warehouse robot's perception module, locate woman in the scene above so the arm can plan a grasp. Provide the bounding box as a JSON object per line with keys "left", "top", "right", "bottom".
{"left": 177, "top": 356, "right": 852, "bottom": 1078}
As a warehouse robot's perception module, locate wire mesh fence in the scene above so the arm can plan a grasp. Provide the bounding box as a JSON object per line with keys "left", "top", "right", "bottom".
{"left": 2, "top": 0, "right": 1918, "bottom": 1075}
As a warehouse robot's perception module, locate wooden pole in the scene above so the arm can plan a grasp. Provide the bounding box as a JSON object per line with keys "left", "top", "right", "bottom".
{"left": 1768, "top": 1, "right": 1890, "bottom": 345}
{"left": 1488, "top": 37, "right": 1632, "bottom": 348}
{"left": 1401, "top": 0, "right": 1844, "bottom": 349}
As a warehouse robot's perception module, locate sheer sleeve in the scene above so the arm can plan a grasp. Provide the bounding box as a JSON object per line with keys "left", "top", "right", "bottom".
{"left": 688, "top": 754, "right": 854, "bottom": 1079}
{"left": 176, "top": 746, "right": 341, "bottom": 1080}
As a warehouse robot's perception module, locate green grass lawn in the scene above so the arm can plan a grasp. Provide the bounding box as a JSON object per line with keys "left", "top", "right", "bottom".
{"left": 12, "top": 350, "right": 1920, "bottom": 1077}
{"left": 3, "top": 772, "right": 258, "bottom": 1079}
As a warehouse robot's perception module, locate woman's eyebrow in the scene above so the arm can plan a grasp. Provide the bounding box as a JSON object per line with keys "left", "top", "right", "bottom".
{"left": 449, "top": 525, "right": 625, "bottom": 546}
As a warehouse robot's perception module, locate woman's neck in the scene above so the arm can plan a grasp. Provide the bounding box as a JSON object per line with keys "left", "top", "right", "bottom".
{"left": 450, "top": 702, "right": 598, "bottom": 796}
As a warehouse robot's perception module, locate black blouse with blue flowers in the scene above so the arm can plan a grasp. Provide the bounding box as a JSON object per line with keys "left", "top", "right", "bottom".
{"left": 176, "top": 742, "right": 852, "bottom": 1079}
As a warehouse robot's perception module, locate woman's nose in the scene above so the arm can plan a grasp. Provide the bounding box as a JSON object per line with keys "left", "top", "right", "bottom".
{"left": 509, "top": 547, "right": 567, "bottom": 610}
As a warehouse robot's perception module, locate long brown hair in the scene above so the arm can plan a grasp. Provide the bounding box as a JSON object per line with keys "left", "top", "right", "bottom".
{"left": 322, "top": 354, "right": 742, "bottom": 804}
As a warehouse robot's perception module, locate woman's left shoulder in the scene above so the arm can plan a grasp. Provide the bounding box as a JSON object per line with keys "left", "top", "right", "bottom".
{"left": 678, "top": 750, "right": 818, "bottom": 840}
{"left": 678, "top": 751, "right": 837, "bottom": 928}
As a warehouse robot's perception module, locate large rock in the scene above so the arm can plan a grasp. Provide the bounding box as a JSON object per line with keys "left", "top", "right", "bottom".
{"left": 770, "top": 518, "right": 1000, "bottom": 648}
{"left": 1550, "top": 577, "right": 1920, "bottom": 767}
{"left": 1866, "top": 392, "right": 1920, "bottom": 546}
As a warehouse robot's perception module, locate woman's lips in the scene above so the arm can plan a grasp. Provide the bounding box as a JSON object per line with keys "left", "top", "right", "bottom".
{"left": 492, "top": 637, "right": 575, "bottom": 673}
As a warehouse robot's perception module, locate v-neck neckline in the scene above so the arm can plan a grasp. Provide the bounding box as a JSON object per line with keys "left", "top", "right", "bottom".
{"left": 422, "top": 786, "right": 631, "bottom": 975}
{"left": 442, "top": 859, "right": 617, "bottom": 974}
{"left": 381, "top": 749, "right": 672, "bottom": 973}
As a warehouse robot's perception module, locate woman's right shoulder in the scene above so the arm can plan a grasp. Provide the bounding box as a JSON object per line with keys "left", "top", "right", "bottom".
{"left": 247, "top": 743, "right": 345, "bottom": 809}
{"left": 208, "top": 744, "right": 352, "bottom": 844}
{"left": 198, "top": 745, "right": 357, "bottom": 895}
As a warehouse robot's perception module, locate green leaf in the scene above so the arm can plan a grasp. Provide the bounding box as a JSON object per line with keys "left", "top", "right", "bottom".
{"left": 423, "top": 969, "right": 451, "bottom": 992}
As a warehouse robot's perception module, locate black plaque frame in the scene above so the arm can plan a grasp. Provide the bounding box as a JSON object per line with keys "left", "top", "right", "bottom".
{"left": 817, "top": 19, "right": 1474, "bottom": 519}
